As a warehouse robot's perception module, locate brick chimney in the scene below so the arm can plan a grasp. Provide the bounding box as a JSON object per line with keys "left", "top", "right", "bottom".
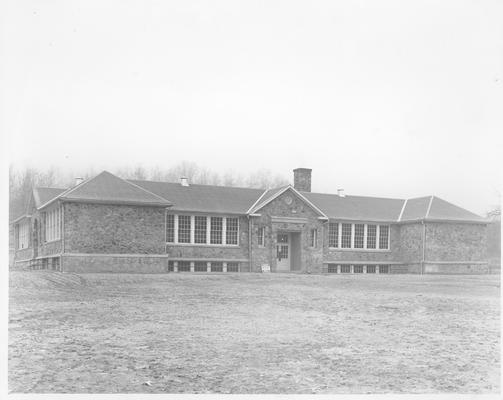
{"left": 293, "top": 168, "right": 312, "bottom": 192}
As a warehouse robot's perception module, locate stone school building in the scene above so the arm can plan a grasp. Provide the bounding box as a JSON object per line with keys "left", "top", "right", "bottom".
{"left": 11, "top": 168, "right": 488, "bottom": 274}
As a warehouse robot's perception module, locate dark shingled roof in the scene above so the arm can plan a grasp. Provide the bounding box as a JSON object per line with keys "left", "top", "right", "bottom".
{"left": 399, "top": 196, "right": 431, "bottom": 221}
{"left": 129, "top": 180, "right": 264, "bottom": 214}
{"left": 33, "top": 187, "right": 67, "bottom": 208}
{"left": 29, "top": 171, "right": 485, "bottom": 223}
{"left": 303, "top": 192, "right": 405, "bottom": 222}
{"left": 428, "top": 196, "right": 485, "bottom": 222}
{"left": 43, "top": 171, "right": 171, "bottom": 207}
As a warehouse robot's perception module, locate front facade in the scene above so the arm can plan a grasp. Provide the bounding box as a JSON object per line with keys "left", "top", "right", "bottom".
{"left": 11, "top": 168, "right": 489, "bottom": 274}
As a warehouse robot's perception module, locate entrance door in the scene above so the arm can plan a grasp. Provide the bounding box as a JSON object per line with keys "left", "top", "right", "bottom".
{"left": 276, "top": 233, "right": 290, "bottom": 271}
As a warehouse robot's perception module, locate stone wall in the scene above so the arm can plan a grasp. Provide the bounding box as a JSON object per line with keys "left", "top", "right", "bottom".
{"left": 398, "top": 222, "right": 423, "bottom": 263}
{"left": 62, "top": 255, "right": 170, "bottom": 273}
{"left": 38, "top": 240, "right": 62, "bottom": 257}
{"left": 425, "top": 222, "right": 487, "bottom": 262}
{"left": 64, "top": 203, "right": 166, "bottom": 254}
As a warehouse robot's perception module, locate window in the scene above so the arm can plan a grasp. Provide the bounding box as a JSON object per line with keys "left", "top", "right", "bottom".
{"left": 366, "top": 225, "right": 376, "bottom": 249}
{"left": 17, "top": 221, "right": 30, "bottom": 249}
{"left": 366, "top": 265, "right": 376, "bottom": 273}
{"left": 327, "top": 264, "right": 338, "bottom": 273}
{"left": 340, "top": 264, "right": 351, "bottom": 273}
{"left": 310, "top": 229, "right": 317, "bottom": 247}
{"left": 227, "top": 262, "right": 239, "bottom": 272}
{"left": 166, "top": 215, "right": 175, "bottom": 243}
{"left": 210, "top": 217, "right": 223, "bottom": 244}
{"left": 354, "top": 265, "right": 364, "bottom": 273}
{"left": 379, "top": 225, "right": 389, "bottom": 249}
{"left": 341, "top": 223, "right": 352, "bottom": 248}
{"left": 168, "top": 260, "right": 174, "bottom": 272}
{"left": 258, "top": 227, "right": 265, "bottom": 246}
{"left": 178, "top": 261, "right": 191, "bottom": 272}
{"left": 194, "top": 216, "right": 207, "bottom": 244}
{"left": 178, "top": 215, "right": 191, "bottom": 243}
{"left": 354, "top": 224, "right": 364, "bottom": 248}
{"left": 194, "top": 261, "right": 207, "bottom": 272}
{"left": 45, "top": 207, "right": 61, "bottom": 242}
{"left": 226, "top": 217, "right": 239, "bottom": 245}
{"left": 379, "top": 264, "right": 390, "bottom": 274}
{"left": 328, "top": 223, "right": 339, "bottom": 248}
{"left": 211, "top": 261, "right": 223, "bottom": 272}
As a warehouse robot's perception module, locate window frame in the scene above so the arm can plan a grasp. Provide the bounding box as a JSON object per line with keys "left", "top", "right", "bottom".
{"left": 328, "top": 222, "right": 390, "bottom": 251}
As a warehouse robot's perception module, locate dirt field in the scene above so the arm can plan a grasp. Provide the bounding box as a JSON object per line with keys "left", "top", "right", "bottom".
{"left": 8, "top": 271, "right": 500, "bottom": 393}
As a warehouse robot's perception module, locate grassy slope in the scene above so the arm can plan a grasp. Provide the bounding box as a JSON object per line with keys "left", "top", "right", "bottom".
{"left": 8, "top": 271, "right": 501, "bottom": 393}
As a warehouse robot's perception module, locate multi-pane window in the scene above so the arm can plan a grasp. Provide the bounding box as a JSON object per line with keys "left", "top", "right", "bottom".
{"left": 194, "top": 216, "right": 207, "bottom": 244}
{"left": 327, "top": 264, "right": 338, "bottom": 273}
{"left": 379, "top": 225, "right": 389, "bottom": 249}
{"left": 328, "top": 222, "right": 389, "bottom": 250}
{"left": 258, "top": 227, "right": 265, "bottom": 246}
{"left": 341, "top": 223, "right": 352, "bottom": 248}
{"left": 194, "top": 261, "right": 207, "bottom": 272}
{"left": 45, "top": 207, "right": 61, "bottom": 242}
{"left": 354, "top": 224, "right": 364, "bottom": 248}
{"left": 166, "top": 215, "right": 239, "bottom": 246}
{"left": 340, "top": 264, "right": 351, "bottom": 273}
{"left": 166, "top": 214, "right": 175, "bottom": 243}
{"left": 211, "top": 261, "right": 223, "bottom": 272}
{"left": 328, "top": 223, "right": 338, "bottom": 248}
{"left": 354, "top": 265, "right": 364, "bottom": 273}
{"left": 17, "top": 221, "right": 30, "bottom": 249}
{"left": 178, "top": 261, "right": 191, "bottom": 272}
{"left": 227, "top": 262, "right": 239, "bottom": 272}
{"left": 366, "top": 265, "right": 376, "bottom": 273}
{"left": 310, "top": 229, "right": 317, "bottom": 247}
{"left": 366, "top": 224, "right": 376, "bottom": 249}
{"left": 226, "top": 217, "right": 239, "bottom": 245}
{"left": 379, "top": 264, "right": 390, "bottom": 273}
{"left": 210, "top": 217, "right": 223, "bottom": 244}
{"left": 178, "top": 215, "right": 191, "bottom": 243}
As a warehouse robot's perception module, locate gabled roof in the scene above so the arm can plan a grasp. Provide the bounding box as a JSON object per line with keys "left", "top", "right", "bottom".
{"left": 129, "top": 180, "right": 264, "bottom": 214}
{"left": 33, "top": 187, "right": 66, "bottom": 208}
{"left": 39, "top": 171, "right": 171, "bottom": 209}
{"left": 247, "top": 185, "right": 328, "bottom": 219}
{"left": 302, "top": 192, "right": 405, "bottom": 222}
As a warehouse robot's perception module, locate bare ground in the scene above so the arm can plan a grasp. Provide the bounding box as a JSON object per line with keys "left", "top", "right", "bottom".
{"left": 8, "top": 271, "right": 500, "bottom": 393}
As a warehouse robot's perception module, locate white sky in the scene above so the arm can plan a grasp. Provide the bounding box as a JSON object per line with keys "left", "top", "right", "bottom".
{"left": 2, "top": 0, "right": 502, "bottom": 215}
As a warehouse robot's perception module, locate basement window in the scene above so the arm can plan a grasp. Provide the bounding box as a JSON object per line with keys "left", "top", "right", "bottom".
{"left": 211, "top": 262, "right": 223, "bottom": 272}
{"left": 194, "top": 261, "right": 207, "bottom": 272}
{"left": 379, "top": 264, "right": 390, "bottom": 274}
{"left": 354, "top": 265, "right": 364, "bottom": 273}
{"left": 168, "top": 261, "right": 174, "bottom": 272}
{"left": 178, "top": 261, "right": 191, "bottom": 272}
{"left": 327, "top": 264, "right": 338, "bottom": 273}
{"left": 340, "top": 264, "right": 351, "bottom": 273}
{"left": 366, "top": 265, "right": 376, "bottom": 273}
{"left": 227, "top": 262, "right": 239, "bottom": 272}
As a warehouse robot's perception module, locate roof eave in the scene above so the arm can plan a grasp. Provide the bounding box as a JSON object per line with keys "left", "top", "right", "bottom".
{"left": 60, "top": 198, "right": 172, "bottom": 207}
